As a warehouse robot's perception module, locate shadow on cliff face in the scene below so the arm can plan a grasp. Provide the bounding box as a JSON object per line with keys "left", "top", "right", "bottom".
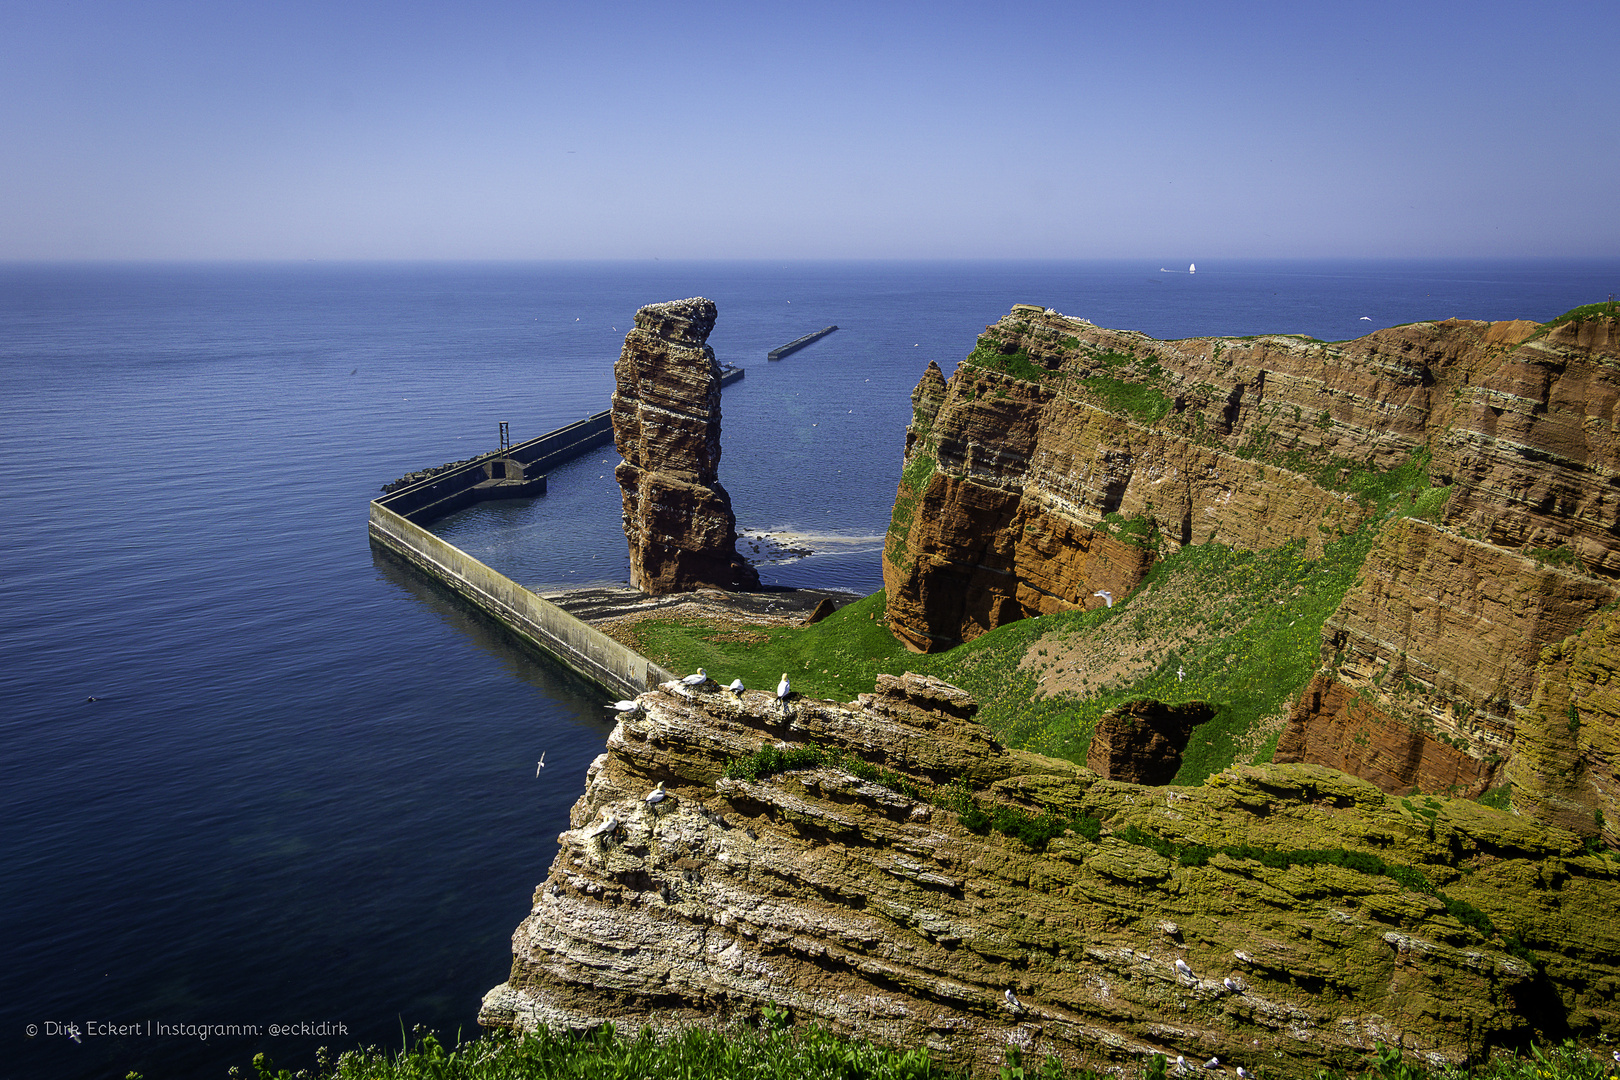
{"left": 1086, "top": 699, "right": 1214, "bottom": 784}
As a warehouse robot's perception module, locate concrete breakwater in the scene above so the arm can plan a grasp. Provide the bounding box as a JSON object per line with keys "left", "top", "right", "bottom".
{"left": 767, "top": 325, "right": 837, "bottom": 360}
{"left": 368, "top": 501, "right": 676, "bottom": 699}
{"left": 369, "top": 409, "right": 680, "bottom": 698}
{"left": 378, "top": 410, "right": 613, "bottom": 525}
{"left": 369, "top": 357, "right": 749, "bottom": 696}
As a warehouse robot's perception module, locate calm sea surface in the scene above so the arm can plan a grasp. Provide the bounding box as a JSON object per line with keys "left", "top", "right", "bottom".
{"left": 3, "top": 260, "right": 1615, "bottom": 1079}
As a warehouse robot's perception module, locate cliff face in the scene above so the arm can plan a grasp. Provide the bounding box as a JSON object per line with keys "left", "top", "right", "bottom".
{"left": 613, "top": 298, "right": 759, "bottom": 594}
{"left": 481, "top": 675, "right": 1620, "bottom": 1075}
{"left": 883, "top": 304, "right": 1620, "bottom": 824}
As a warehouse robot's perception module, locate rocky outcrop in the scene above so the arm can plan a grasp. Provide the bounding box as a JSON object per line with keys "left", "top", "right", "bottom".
{"left": 613, "top": 298, "right": 759, "bottom": 594}
{"left": 1512, "top": 610, "right": 1620, "bottom": 846}
{"left": 482, "top": 675, "right": 1620, "bottom": 1075}
{"left": 1087, "top": 700, "right": 1213, "bottom": 784}
{"left": 1276, "top": 674, "right": 1497, "bottom": 797}
{"left": 883, "top": 303, "right": 1620, "bottom": 819}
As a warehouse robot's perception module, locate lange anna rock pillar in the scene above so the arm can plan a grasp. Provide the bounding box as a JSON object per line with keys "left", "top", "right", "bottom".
{"left": 612, "top": 298, "right": 759, "bottom": 594}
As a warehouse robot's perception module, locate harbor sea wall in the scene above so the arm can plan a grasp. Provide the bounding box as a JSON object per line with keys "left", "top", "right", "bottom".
{"left": 368, "top": 500, "right": 676, "bottom": 699}
{"left": 369, "top": 365, "right": 747, "bottom": 696}
{"left": 381, "top": 410, "right": 616, "bottom": 525}
{"left": 767, "top": 325, "right": 837, "bottom": 361}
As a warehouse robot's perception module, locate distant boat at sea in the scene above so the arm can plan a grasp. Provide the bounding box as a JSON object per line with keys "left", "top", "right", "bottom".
{"left": 1189, "top": 263, "right": 1196, "bottom": 274}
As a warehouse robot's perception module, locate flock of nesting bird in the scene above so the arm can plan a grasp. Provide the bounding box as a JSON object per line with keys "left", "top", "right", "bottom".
{"left": 552, "top": 671, "right": 797, "bottom": 806}
{"left": 568, "top": 676, "right": 1267, "bottom": 1075}
{"left": 606, "top": 668, "right": 794, "bottom": 716}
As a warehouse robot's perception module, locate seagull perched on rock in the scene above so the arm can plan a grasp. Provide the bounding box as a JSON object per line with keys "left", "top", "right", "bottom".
{"left": 646, "top": 781, "right": 668, "bottom": 807}
{"left": 1223, "top": 977, "right": 1239, "bottom": 992}
{"left": 1175, "top": 957, "right": 1194, "bottom": 980}
{"left": 1003, "top": 988, "right": 1022, "bottom": 1011}
{"left": 1236, "top": 1068, "right": 1248, "bottom": 1079}
{"left": 777, "top": 673, "right": 791, "bottom": 711}
{"left": 1175, "top": 1056, "right": 1187, "bottom": 1073}
{"left": 607, "top": 699, "right": 640, "bottom": 714}
{"left": 682, "top": 668, "right": 709, "bottom": 688}
{"left": 1204, "top": 1058, "right": 1220, "bottom": 1070}
{"left": 727, "top": 678, "right": 745, "bottom": 697}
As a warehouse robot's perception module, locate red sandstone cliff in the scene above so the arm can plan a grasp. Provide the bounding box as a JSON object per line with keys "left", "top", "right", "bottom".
{"left": 883, "top": 302, "right": 1620, "bottom": 834}
{"left": 613, "top": 298, "right": 759, "bottom": 594}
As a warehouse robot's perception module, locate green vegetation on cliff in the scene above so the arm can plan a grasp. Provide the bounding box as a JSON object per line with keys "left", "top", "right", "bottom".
{"left": 1528, "top": 300, "right": 1620, "bottom": 340}
{"left": 622, "top": 523, "right": 1374, "bottom": 784}
{"left": 236, "top": 1027, "right": 1620, "bottom": 1080}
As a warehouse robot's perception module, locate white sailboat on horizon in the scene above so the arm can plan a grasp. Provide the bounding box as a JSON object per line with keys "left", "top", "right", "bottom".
{"left": 1189, "top": 263, "right": 1196, "bottom": 274}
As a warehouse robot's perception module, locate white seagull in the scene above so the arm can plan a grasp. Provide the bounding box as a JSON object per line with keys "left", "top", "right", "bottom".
{"left": 1093, "top": 590, "right": 1114, "bottom": 608}
{"left": 1174, "top": 957, "right": 1194, "bottom": 980}
{"left": 1004, "top": 988, "right": 1021, "bottom": 1010}
{"left": 535, "top": 752, "right": 546, "bottom": 776}
{"left": 1237, "top": 1069, "right": 1248, "bottom": 1079}
{"left": 608, "top": 699, "right": 640, "bottom": 714}
{"left": 646, "top": 781, "right": 668, "bottom": 806}
{"left": 682, "top": 668, "right": 708, "bottom": 687}
{"left": 1223, "top": 977, "right": 1239, "bottom": 992}
{"left": 727, "top": 678, "right": 745, "bottom": 697}
{"left": 777, "top": 673, "right": 791, "bottom": 710}
{"left": 1175, "top": 1057, "right": 1187, "bottom": 1073}
{"left": 1205, "top": 1058, "right": 1220, "bottom": 1070}
{"left": 1359, "top": 316, "right": 1372, "bottom": 321}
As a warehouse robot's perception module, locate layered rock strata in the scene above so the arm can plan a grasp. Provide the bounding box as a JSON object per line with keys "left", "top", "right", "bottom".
{"left": 883, "top": 305, "right": 1620, "bottom": 821}
{"left": 481, "top": 675, "right": 1620, "bottom": 1076}
{"left": 613, "top": 298, "right": 759, "bottom": 593}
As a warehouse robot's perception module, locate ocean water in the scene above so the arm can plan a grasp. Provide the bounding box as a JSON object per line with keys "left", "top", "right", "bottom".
{"left": 3, "top": 259, "right": 1615, "bottom": 1080}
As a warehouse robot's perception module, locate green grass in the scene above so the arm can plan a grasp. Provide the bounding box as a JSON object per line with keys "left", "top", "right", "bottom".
{"left": 1407, "top": 484, "right": 1452, "bottom": 524}
{"left": 724, "top": 740, "right": 925, "bottom": 801}
{"left": 625, "top": 591, "right": 913, "bottom": 705}
{"left": 625, "top": 523, "right": 1376, "bottom": 785}
{"left": 926, "top": 529, "right": 1375, "bottom": 781}
{"left": 961, "top": 338, "right": 1049, "bottom": 383}
{"left": 1269, "top": 448, "right": 1433, "bottom": 513}
{"left": 1080, "top": 374, "right": 1174, "bottom": 424}
{"left": 233, "top": 1019, "right": 952, "bottom": 1080}
{"left": 886, "top": 452, "right": 937, "bottom": 571}
{"left": 1528, "top": 300, "right": 1620, "bottom": 341}
{"left": 956, "top": 798, "right": 1103, "bottom": 851}
{"left": 227, "top": 1025, "right": 1620, "bottom": 1080}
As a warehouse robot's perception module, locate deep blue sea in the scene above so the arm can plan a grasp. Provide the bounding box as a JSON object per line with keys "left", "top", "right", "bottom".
{"left": 3, "top": 260, "right": 1616, "bottom": 1080}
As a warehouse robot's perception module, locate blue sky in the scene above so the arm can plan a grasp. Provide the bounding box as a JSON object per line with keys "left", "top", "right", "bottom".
{"left": 2, "top": 0, "right": 1615, "bottom": 260}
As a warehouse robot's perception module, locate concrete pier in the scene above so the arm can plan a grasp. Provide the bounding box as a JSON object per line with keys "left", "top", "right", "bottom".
{"left": 768, "top": 326, "right": 837, "bottom": 361}
{"left": 368, "top": 501, "right": 676, "bottom": 698}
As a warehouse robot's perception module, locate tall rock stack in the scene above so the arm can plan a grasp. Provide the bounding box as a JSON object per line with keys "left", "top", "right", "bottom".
{"left": 612, "top": 298, "right": 759, "bottom": 594}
